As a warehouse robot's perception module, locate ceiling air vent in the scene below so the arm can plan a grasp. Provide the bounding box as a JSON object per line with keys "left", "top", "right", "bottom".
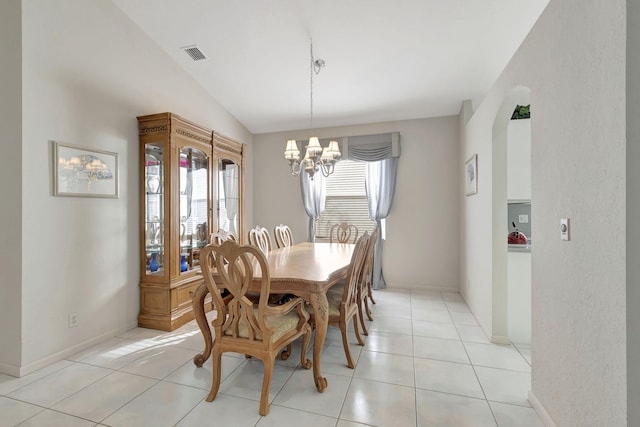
{"left": 182, "top": 45, "right": 207, "bottom": 62}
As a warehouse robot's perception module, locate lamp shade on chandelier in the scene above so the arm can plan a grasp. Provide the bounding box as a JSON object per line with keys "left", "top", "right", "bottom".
{"left": 284, "top": 39, "right": 341, "bottom": 179}
{"left": 285, "top": 137, "right": 340, "bottom": 179}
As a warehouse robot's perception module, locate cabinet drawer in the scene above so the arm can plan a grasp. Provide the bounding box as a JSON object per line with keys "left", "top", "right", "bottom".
{"left": 176, "top": 281, "right": 202, "bottom": 308}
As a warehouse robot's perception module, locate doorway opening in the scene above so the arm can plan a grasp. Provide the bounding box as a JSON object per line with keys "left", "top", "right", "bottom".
{"left": 490, "top": 86, "right": 532, "bottom": 357}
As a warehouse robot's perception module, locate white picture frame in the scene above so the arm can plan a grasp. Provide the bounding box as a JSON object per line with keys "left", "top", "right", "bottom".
{"left": 54, "top": 142, "right": 119, "bottom": 198}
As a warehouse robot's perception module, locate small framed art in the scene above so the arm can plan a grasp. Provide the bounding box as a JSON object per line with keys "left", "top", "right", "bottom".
{"left": 465, "top": 154, "right": 478, "bottom": 196}
{"left": 54, "top": 142, "right": 119, "bottom": 198}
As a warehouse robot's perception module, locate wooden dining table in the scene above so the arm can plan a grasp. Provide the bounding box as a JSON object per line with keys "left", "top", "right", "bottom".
{"left": 191, "top": 241, "right": 355, "bottom": 392}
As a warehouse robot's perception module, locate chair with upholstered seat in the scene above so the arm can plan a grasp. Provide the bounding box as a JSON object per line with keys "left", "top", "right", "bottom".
{"left": 248, "top": 224, "right": 294, "bottom": 355}
{"left": 248, "top": 226, "right": 272, "bottom": 254}
{"left": 207, "top": 229, "right": 239, "bottom": 301}
{"left": 309, "top": 232, "right": 369, "bottom": 368}
{"left": 329, "top": 222, "right": 359, "bottom": 244}
{"left": 200, "top": 241, "right": 312, "bottom": 416}
{"left": 209, "top": 228, "right": 237, "bottom": 245}
{"left": 356, "top": 227, "right": 378, "bottom": 335}
{"left": 274, "top": 224, "right": 294, "bottom": 248}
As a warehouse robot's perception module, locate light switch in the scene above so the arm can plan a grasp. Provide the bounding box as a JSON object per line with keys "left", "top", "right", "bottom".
{"left": 519, "top": 214, "right": 529, "bottom": 224}
{"left": 560, "top": 218, "right": 570, "bottom": 241}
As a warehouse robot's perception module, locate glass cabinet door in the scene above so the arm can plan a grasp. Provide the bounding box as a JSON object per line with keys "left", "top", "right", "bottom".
{"left": 216, "top": 158, "right": 240, "bottom": 238}
{"left": 144, "top": 143, "right": 164, "bottom": 275}
{"left": 179, "top": 146, "right": 209, "bottom": 271}
{"left": 212, "top": 133, "right": 244, "bottom": 243}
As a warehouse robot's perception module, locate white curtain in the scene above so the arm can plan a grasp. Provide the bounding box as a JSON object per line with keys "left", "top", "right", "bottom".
{"left": 366, "top": 158, "right": 398, "bottom": 289}
{"left": 299, "top": 171, "right": 326, "bottom": 242}
{"left": 222, "top": 164, "right": 239, "bottom": 235}
{"left": 345, "top": 132, "right": 400, "bottom": 290}
{"left": 297, "top": 132, "right": 400, "bottom": 286}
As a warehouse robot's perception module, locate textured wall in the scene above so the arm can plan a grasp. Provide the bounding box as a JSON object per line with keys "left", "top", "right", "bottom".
{"left": 530, "top": 1, "right": 626, "bottom": 424}
{"left": 627, "top": 0, "right": 640, "bottom": 425}
{"left": 462, "top": 0, "right": 627, "bottom": 424}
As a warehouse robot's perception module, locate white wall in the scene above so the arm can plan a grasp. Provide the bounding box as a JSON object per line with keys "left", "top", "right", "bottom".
{"left": 0, "top": 0, "right": 23, "bottom": 374}
{"left": 6, "top": 0, "right": 252, "bottom": 376}
{"left": 253, "top": 116, "right": 460, "bottom": 290}
{"left": 507, "top": 119, "right": 531, "bottom": 201}
{"left": 462, "top": 0, "right": 627, "bottom": 425}
{"left": 627, "top": 0, "right": 640, "bottom": 425}
{"left": 507, "top": 252, "right": 531, "bottom": 345}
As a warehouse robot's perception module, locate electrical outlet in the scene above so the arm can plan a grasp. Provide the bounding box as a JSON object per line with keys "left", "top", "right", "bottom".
{"left": 69, "top": 313, "right": 79, "bottom": 328}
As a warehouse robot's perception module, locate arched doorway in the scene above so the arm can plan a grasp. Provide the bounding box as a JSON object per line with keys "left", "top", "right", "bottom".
{"left": 490, "top": 86, "right": 532, "bottom": 347}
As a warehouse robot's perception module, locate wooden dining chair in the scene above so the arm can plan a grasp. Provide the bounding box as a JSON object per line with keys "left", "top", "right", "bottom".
{"left": 247, "top": 226, "right": 272, "bottom": 254}
{"left": 200, "top": 241, "right": 312, "bottom": 416}
{"left": 364, "top": 226, "right": 379, "bottom": 309}
{"left": 309, "top": 232, "right": 369, "bottom": 368}
{"left": 274, "top": 224, "right": 294, "bottom": 248}
{"left": 357, "top": 227, "right": 378, "bottom": 335}
{"left": 248, "top": 224, "right": 293, "bottom": 340}
{"left": 209, "top": 228, "right": 237, "bottom": 245}
{"left": 329, "top": 222, "right": 359, "bottom": 244}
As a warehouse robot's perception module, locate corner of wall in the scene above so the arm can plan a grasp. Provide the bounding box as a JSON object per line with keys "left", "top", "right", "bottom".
{"left": 459, "top": 100, "right": 474, "bottom": 127}
{"left": 528, "top": 390, "right": 558, "bottom": 427}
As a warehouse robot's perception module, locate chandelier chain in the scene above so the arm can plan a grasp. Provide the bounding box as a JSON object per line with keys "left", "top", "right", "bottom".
{"left": 310, "top": 40, "right": 314, "bottom": 132}
{"left": 283, "top": 37, "right": 339, "bottom": 180}
{"left": 309, "top": 39, "right": 324, "bottom": 132}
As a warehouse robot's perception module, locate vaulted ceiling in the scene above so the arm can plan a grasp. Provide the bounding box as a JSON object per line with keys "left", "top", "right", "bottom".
{"left": 114, "top": 0, "right": 548, "bottom": 134}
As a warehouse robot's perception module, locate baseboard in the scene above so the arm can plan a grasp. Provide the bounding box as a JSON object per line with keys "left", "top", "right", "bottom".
{"left": 384, "top": 283, "right": 460, "bottom": 293}
{"left": 0, "top": 361, "right": 21, "bottom": 377}
{"left": 490, "top": 335, "right": 511, "bottom": 345}
{"left": 528, "top": 390, "right": 557, "bottom": 427}
{"left": 11, "top": 321, "right": 138, "bottom": 378}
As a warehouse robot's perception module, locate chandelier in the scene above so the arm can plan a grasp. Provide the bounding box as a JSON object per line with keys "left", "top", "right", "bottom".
{"left": 284, "top": 40, "right": 341, "bottom": 180}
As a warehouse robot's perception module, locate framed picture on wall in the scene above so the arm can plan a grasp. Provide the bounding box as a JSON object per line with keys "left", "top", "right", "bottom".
{"left": 53, "top": 142, "right": 119, "bottom": 198}
{"left": 465, "top": 154, "right": 478, "bottom": 196}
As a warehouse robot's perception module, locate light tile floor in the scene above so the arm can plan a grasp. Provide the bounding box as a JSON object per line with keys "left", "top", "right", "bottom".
{"left": 0, "top": 289, "right": 543, "bottom": 427}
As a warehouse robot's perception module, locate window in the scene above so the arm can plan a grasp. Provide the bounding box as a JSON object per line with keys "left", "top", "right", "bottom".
{"left": 315, "top": 160, "right": 376, "bottom": 239}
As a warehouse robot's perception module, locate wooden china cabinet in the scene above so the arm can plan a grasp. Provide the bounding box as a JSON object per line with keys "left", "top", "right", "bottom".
{"left": 137, "top": 112, "right": 244, "bottom": 331}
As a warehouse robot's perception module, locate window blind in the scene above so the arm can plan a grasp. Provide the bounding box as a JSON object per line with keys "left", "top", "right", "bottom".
{"left": 315, "top": 160, "right": 375, "bottom": 238}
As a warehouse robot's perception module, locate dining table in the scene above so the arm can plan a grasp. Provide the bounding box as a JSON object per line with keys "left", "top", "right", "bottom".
{"left": 191, "top": 241, "right": 355, "bottom": 392}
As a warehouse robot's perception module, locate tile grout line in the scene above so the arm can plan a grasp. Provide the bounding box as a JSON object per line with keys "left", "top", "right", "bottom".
{"left": 442, "top": 291, "right": 500, "bottom": 427}
{"left": 3, "top": 288, "right": 541, "bottom": 426}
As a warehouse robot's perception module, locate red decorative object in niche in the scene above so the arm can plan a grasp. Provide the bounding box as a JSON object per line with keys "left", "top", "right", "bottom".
{"left": 508, "top": 221, "right": 528, "bottom": 244}
{"left": 508, "top": 231, "right": 528, "bottom": 245}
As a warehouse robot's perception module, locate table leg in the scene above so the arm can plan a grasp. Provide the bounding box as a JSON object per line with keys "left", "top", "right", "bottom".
{"left": 309, "top": 290, "right": 329, "bottom": 392}
{"left": 192, "top": 282, "right": 212, "bottom": 367}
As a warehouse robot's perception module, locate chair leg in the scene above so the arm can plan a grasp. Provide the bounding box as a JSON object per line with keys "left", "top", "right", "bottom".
{"left": 367, "top": 283, "right": 376, "bottom": 305}
{"left": 364, "top": 297, "right": 374, "bottom": 321}
{"left": 358, "top": 299, "right": 369, "bottom": 336}
{"left": 299, "top": 325, "right": 313, "bottom": 369}
{"left": 280, "top": 343, "right": 293, "bottom": 360}
{"left": 259, "top": 358, "right": 274, "bottom": 416}
{"left": 206, "top": 347, "right": 222, "bottom": 402}
{"left": 352, "top": 315, "right": 365, "bottom": 346}
{"left": 340, "top": 322, "right": 355, "bottom": 369}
